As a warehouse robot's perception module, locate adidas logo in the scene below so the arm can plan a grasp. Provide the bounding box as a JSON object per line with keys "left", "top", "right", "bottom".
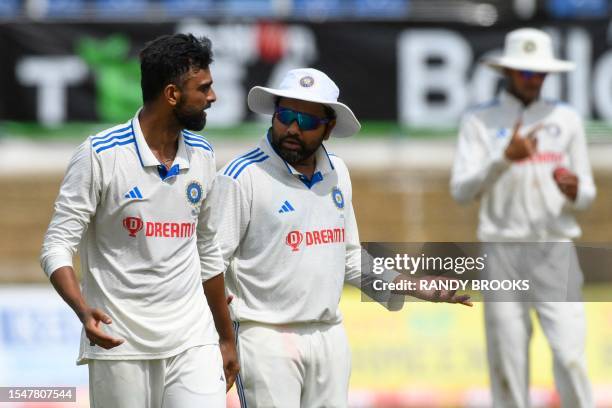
{"left": 278, "top": 200, "right": 295, "bottom": 213}
{"left": 124, "top": 186, "right": 143, "bottom": 199}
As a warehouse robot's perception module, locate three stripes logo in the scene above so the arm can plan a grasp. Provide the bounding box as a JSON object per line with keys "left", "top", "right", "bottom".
{"left": 223, "top": 148, "right": 269, "bottom": 179}
{"left": 278, "top": 200, "right": 295, "bottom": 214}
{"left": 124, "top": 186, "right": 143, "bottom": 200}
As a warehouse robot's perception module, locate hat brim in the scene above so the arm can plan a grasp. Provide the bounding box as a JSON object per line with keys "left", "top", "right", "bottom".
{"left": 483, "top": 56, "right": 575, "bottom": 73}
{"left": 247, "top": 86, "right": 361, "bottom": 138}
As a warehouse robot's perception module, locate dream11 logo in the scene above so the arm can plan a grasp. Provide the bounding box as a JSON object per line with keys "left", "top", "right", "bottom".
{"left": 285, "top": 230, "right": 304, "bottom": 252}
{"left": 123, "top": 216, "right": 143, "bottom": 237}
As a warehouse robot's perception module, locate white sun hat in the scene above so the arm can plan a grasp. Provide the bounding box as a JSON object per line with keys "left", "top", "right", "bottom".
{"left": 484, "top": 28, "right": 574, "bottom": 73}
{"left": 247, "top": 68, "right": 361, "bottom": 138}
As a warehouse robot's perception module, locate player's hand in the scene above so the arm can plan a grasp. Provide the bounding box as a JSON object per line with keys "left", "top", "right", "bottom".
{"left": 220, "top": 339, "right": 239, "bottom": 392}
{"left": 412, "top": 276, "right": 473, "bottom": 307}
{"left": 79, "top": 307, "right": 125, "bottom": 350}
{"left": 553, "top": 167, "right": 578, "bottom": 201}
{"left": 504, "top": 120, "right": 540, "bottom": 161}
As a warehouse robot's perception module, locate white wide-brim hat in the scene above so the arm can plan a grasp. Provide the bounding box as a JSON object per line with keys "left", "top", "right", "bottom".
{"left": 483, "top": 28, "right": 574, "bottom": 73}
{"left": 247, "top": 68, "right": 361, "bottom": 138}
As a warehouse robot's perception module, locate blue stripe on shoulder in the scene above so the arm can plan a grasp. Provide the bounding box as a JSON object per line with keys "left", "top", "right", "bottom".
{"left": 95, "top": 137, "right": 135, "bottom": 154}
{"left": 224, "top": 148, "right": 261, "bottom": 176}
{"left": 226, "top": 151, "right": 265, "bottom": 177}
{"left": 469, "top": 99, "right": 500, "bottom": 112}
{"left": 232, "top": 155, "right": 269, "bottom": 179}
{"left": 92, "top": 130, "right": 133, "bottom": 148}
{"left": 183, "top": 131, "right": 213, "bottom": 151}
{"left": 185, "top": 140, "right": 212, "bottom": 151}
{"left": 543, "top": 98, "right": 570, "bottom": 108}
{"left": 91, "top": 123, "right": 132, "bottom": 142}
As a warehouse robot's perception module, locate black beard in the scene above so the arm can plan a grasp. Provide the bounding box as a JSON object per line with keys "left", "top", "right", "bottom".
{"left": 271, "top": 132, "right": 320, "bottom": 165}
{"left": 174, "top": 105, "right": 206, "bottom": 131}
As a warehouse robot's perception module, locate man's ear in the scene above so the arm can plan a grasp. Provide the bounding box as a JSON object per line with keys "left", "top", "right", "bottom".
{"left": 323, "top": 120, "right": 336, "bottom": 140}
{"left": 164, "top": 84, "right": 180, "bottom": 107}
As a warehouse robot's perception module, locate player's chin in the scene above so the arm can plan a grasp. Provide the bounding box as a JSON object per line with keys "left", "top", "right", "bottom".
{"left": 278, "top": 148, "right": 303, "bottom": 164}
{"left": 185, "top": 115, "right": 206, "bottom": 132}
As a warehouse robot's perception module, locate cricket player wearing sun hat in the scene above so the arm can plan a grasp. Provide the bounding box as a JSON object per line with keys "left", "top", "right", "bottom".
{"left": 209, "top": 67, "right": 471, "bottom": 407}
{"left": 451, "top": 28, "right": 595, "bottom": 407}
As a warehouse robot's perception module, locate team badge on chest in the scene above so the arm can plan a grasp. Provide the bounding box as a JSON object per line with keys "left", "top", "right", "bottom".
{"left": 331, "top": 186, "right": 344, "bottom": 210}
{"left": 186, "top": 181, "right": 203, "bottom": 205}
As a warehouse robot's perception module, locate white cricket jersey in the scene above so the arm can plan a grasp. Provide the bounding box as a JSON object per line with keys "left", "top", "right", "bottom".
{"left": 40, "top": 110, "right": 225, "bottom": 364}
{"left": 210, "top": 134, "right": 398, "bottom": 325}
{"left": 450, "top": 91, "right": 596, "bottom": 241}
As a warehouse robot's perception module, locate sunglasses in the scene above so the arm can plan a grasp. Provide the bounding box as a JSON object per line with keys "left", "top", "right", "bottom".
{"left": 518, "top": 70, "right": 547, "bottom": 80}
{"left": 274, "top": 107, "right": 331, "bottom": 131}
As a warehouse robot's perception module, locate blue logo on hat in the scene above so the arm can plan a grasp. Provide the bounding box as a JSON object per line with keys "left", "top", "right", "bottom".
{"left": 186, "top": 181, "right": 203, "bottom": 205}
{"left": 332, "top": 187, "right": 344, "bottom": 210}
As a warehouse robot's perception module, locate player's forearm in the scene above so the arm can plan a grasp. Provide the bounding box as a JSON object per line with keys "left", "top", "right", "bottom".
{"left": 203, "top": 274, "right": 235, "bottom": 344}
{"left": 49, "top": 266, "right": 89, "bottom": 322}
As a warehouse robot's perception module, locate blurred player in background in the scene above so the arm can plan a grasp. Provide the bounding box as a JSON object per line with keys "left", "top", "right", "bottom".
{"left": 40, "top": 34, "right": 237, "bottom": 407}
{"left": 451, "top": 28, "right": 595, "bottom": 407}
{"left": 211, "top": 68, "right": 471, "bottom": 407}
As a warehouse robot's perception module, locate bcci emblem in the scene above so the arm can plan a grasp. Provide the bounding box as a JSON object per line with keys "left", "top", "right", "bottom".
{"left": 331, "top": 187, "right": 344, "bottom": 210}
{"left": 299, "top": 76, "right": 314, "bottom": 88}
{"left": 123, "top": 216, "right": 143, "bottom": 237}
{"left": 286, "top": 230, "right": 304, "bottom": 252}
{"left": 523, "top": 40, "right": 536, "bottom": 53}
{"left": 186, "top": 181, "right": 203, "bottom": 205}
{"left": 544, "top": 123, "right": 561, "bottom": 137}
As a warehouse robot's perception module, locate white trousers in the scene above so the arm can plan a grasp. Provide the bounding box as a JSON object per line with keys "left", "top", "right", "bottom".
{"left": 482, "top": 243, "right": 593, "bottom": 408}
{"left": 233, "top": 321, "right": 351, "bottom": 408}
{"left": 88, "top": 345, "right": 226, "bottom": 408}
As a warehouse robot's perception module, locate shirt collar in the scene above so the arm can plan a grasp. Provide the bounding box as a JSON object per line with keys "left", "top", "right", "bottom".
{"left": 499, "top": 90, "right": 545, "bottom": 112}
{"left": 259, "top": 130, "right": 335, "bottom": 178}
{"left": 131, "top": 108, "right": 190, "bottom": 171}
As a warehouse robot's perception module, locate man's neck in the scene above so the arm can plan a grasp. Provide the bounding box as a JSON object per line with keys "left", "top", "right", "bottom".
{"left": 139, "top": 104, "right": 180, "bottom": 168}
{"left": 506, "top": 88, "right": 538, "bottom": 107}
{"left": 139, "top": 104, "right": 181, "bottom": 150}
{"left": 292, "top": 158, "right": 316, "bottom": 179}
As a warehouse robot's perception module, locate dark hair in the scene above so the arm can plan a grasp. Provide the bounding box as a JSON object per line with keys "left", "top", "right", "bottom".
{"left": 139, "top": 33, "right": 213, "bottom": 104}
{"left": 275, "top": 97, "right": 337, "bottom": 119}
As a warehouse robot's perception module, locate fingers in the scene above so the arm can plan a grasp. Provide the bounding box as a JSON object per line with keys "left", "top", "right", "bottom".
{"left": 225, "top": 372, "right": 236, "bottom": 392}
{"left": 453, "top": 294, "right": 473, "bottom": 307}
{"left": 226, "top": 295, "right": 234, "bottom": 305}
{"left": 91, "top": 308, "right": 112, "bottom": 325}
{"left": 526, "top": 123, "right": 543, "bottom": 139}
{"left": 85, "top": 309, "right": 124, "bottom": 349}
{"left": 224, "top": 361, "right": 239, "bottom": 392}
{"left": 525, "top": 124, "right": 541, "bottom": 155}
{"left": 558, "top": 173, "right": 578, "bottom": 185}
{"left": 434, "top": 289, "right": 473, "bottom": 307}
{"left": 511, "top": 119, "right": 522, "bottom": 139}
{"left": 86, "top": 326, "right": 125, "bottom": 349}
{"left": 528, "top": 136, "right": 538, "bottom": 155}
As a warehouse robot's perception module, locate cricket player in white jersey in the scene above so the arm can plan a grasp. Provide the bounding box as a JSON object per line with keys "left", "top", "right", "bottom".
{"left": 211, "top": 68, "right": 471, "bottom": 407}
{"left": 40, "top": 34, "right": 238, "bottom": 407}
{"left": 451, "top": 28, "right": 595, "bottom": 407}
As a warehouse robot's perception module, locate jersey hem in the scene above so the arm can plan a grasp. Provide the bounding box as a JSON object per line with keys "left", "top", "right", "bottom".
{"left": 76, "top": 340, "right": 219, "bottom": 365}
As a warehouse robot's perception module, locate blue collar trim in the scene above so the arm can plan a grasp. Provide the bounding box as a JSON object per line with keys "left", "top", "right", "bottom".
{"left": 157, "top": 164, "right": 180, "bottom": 181}
{"left": 321, "top": 144, "right": 334, "bottom": 171}
{"left": 298, "top": 171, "right": 323, "bottom": 189}
{"left": 131, "top": 120, "right": 145, "bottom": 168}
